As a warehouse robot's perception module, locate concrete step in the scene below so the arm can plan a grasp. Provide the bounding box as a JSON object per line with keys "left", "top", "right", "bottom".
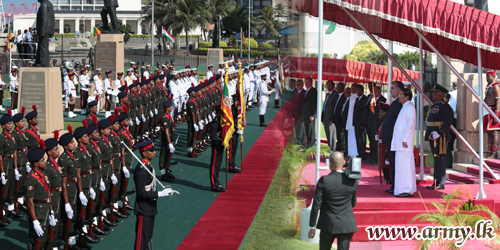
{"left": 431, "top": 168, "right": 493, "bottom": 184}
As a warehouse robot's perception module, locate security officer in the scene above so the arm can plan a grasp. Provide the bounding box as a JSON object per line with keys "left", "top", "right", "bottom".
{"left": 12, "top": 107, "right": 28, "bottom": 214}
{"left": 25, "top": 105, "right": 41, "bottom": 149}
{"left": 43, "top": 136, "right": 65, "bottom": 247}
{"left": 109, "top": 114, "right": 125, "bottom": 220}
{"left": 73, "top": 126, "right": 99, "bottom": 244}
{"left": 133, "top": 140, "right": 175, "bottom": 250}
{"left": 58, "top": 127, "right": 80, "bottom": 248}
{"left": 117, "top": 112, "right": 133, "bottom": 214}
{"left": 159, "top": 101, "right": 177, "bottom": 182}
{"left": 97, "top": 119, "right": 118, "bottom": 227}
{"left": 425, "top": 84, "right": 453, "bottom": 190}
{"left": 24, "top": 147, "right": 57, "bottom": 250}
{"left": 209, "top": 103, "right": 226, "bottom": 192}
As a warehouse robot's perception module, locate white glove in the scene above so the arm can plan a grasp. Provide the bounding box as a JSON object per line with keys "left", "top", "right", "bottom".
{"left": 1, "top": 172, "right": 6, "bottom": 185}
{"left": 205, "top": 119, "right": 209, "bottom": 125}
{"left": 89, "top": 187, "right": 96, "bottom": 200}
{"left": 158, "top": 187, "right": 173, "bottom": 197}
{"left": 375, "top": 135, "right": 379, "bottom": 141}
{"left": 100, "top": 178, "right": 106, "bottom": 191}
{"left": 431, "top": 131, "right": 440, "bottom": 140}
{"left": 26, "top": 162, "right": 31, "bottom": 173}
{"left": 150, "top": 111, "right": 154, "bottom": 118}
{"left": 65, "top": 203, "right": 73, "bottom": 219}
{"left": 194, "top": 124, "right": 199, "bottom": 132}
{"left": 14, "top": 168, "right": 21, "bottom": 181}
{"left": 123, "top": 167, "right": 130, "bottom": 178}
{"left": 136, "top": 117, "right": 141, "bottom": 124}
{"left": 79, "top": 192, "right": 88, "bottom": 206}
{"left": 237, "top": 130, "right": 243, "bottom": 135}
{"left": 155, "top": 108, "right": 158, "bottom": 115}
{"left": 169, "top": 143, "right": 175, "bottom": 153}
{"left": 111, "top": 174, "right": 118, "bottom": 185}
{"left": 49, "top": 211, "right": 57, "bottom": 227}
{"left": 130, "top": 120, "right": 134, "bottom": 126}
{"left": 271, "top": 89, "right": 276, "bottom": 93}
{"left": 142, "top": 114, "right": 146, "bottom": 122}
{"left": 198, "top": 122, "right": 203, "bottom": 129}
{"left": 208, "top": 115, "right": 212, "bottom": 122}
{"left": 212, "top": 112, "right": 216, "bottom": 119}
{"left": 33, "top": 220, "right": 44, "bottom": 237}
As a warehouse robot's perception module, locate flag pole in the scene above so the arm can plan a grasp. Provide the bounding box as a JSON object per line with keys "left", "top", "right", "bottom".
{"left": 226, "top": 149, "right": 228, "bottom": 189}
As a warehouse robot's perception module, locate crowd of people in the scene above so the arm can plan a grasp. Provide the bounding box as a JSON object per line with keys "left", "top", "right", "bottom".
{"left": 0, "top": 55, "right": 283, "bottom": 249}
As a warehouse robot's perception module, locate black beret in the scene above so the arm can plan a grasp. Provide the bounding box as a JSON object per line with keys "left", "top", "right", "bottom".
{"left": 97, "top": 119, "right": 111, "bottom": 129}
{"left": 27, "top": 147, "right": 45, "bottom": 162}
{"left": 162, "top": 100, "right": 172, "bottom": 108}
{"left": 118, "top": 113, "right": 129, "bottom": 122}
{"left": 12, "top": 113, "right": 24, "bottom": 123}
{"left": 159, "top": 75, "right": 165, "bottom": 80}
{"left": 215, "top": 74, "right": 222, "bottom": 80}
{"left": 44, "top": 138, "right": 59, "bottom": 151}
{"left": 110, "top": 116, "right": 119, "bottom": 124}
{"left": 25, "top": 110, "right": 37, "bottom": 120}
{"left": 87, "top": 101, "right": 98, "bottom": 107}
{"left": 73, "top": 127, "right": 87, "bottom": 140}
{"left": 153, "top": 75, "right": 159, "bottom": 81}
{"left": 187, "top": 87, "right": 196, "bottom": 94}
{"left": 0, "top": 114, "right": 11, "bottom": 124}
{"left": 59, "top": 133, "right": 74, "bottom": 146}
{"left": 87, "top": 123, "right": 97, "bottom": 135}
{"left": 118, "top": 92, "right": 127, "bottom": 99}
{"left": 119, "top": 85, "right": 127, "bottom": 92}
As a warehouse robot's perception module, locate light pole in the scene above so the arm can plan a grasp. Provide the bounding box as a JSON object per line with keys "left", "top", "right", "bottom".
{"left": 151, "top": 0, "right": 155, "bottom": 65}
{"left": 248, "top": 0, "right": 252, "bottom": 61}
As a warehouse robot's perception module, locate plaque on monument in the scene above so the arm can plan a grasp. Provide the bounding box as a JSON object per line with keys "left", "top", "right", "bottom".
{"left": 95, "top": 42, "right": 117, "bottom": 80}
{"left": 207, "top": 48, "right": 223, "bottom": 70}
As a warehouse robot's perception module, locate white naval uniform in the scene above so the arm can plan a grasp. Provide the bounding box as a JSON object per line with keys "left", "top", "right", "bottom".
{"left": 217, "top": 68, "right": 225, "bottom": 76}
{"left": 274, "top": 70, "right": 281, "bottom": 101}
{"left": 169, "top": 79, "right": 180, "bottom": 116}
{"left": 124, "top": 75, "right": 134, "bottom": 86}
{"left": 258, "top": 78, "right": 275, "bottom": 115}
{"left": 243, "top": 73, "right": 251, "bottom": 104}
{"left": 206, "top": 70, "right": 214, "bottom": 80}
{"left": 253, "top": 69, "right": 261, "bottom": 102}
{"left": 143, "top": 71, "right": 150, "bottom": 81}
{"left": 65, "top": 78, "right": 78, "bottom": 108}
{"left": 93, "top": 74, "right": 103, "bottom": 112}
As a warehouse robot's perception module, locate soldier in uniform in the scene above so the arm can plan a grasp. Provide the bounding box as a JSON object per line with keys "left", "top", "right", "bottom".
{"left": 43, "top": 136, "right": 65, "bottom": 247}
{"left": 104, "top": 70, "right": 114, "bottom": 118}
{"left": 109, "top": 113, "right": 126, "bottom": 220}
{"left": 140, "top": 81, "right": 151, "bottom": 140}
{"left": 117, "top": 112, "right": 133, "bottom": 215}
{"left": 97, "top": 119, "right": 118, "bottom": 228}
{"left": 72, "top": 126, "right": 99, "bottom": 245}
{"left": 85, "top": 100, "right": 99, "bottom": 126}
{"left": 12, "top": 108, "right": 28, "bottom": 216}
{"left": 186, "top": 87, "right": 200, "bottom": 157}
{"left": 159, "top": 101, "right": 177, "bottom": 182}
{"left": 127, "top": 84, "right": 141, "bottom": 141}
{"left": 24, "top": 147, "right": 58, "bottom": 250}
{"left": 133, "top": 140, "right": 175, "bottom": 250}
{"left": 25, "top": 105, "right": 41, "bottom": 150}
{"left": 425, "top": 84, "right": 453, "bottom": 190}
{"left": 125, "top": 68, "right": 135, "bottom": 86}
{"left": 209, "top": 103, "right": 226, "bottom": 192}
{"left": 483, "top": 70, "right": 500, "bottom": 158}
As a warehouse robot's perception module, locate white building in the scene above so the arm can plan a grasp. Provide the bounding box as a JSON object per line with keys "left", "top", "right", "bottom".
{"left": 13, "top": 0, "right": 150, "bottom": 35}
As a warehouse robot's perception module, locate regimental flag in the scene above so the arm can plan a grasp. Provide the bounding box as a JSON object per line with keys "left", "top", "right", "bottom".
{"left": 236, "top": 62, "right": 246, "bottom": 142}
{"left": 221, "top": 63, "right": 234, "bottom": 151}
{"left": 6, "top": 24, "right": 12, "bottom": 53}
{"left": 162, "top": 27, "right": 176, "bottom": 43}
{"left": 92, "top": 26, "right": 101, "bottom": 38}
{"left": 242, "top": 33, "right": 247, "bottom": 49}
{"left": 369, "top": 94, "right": 377, "bottom": 113}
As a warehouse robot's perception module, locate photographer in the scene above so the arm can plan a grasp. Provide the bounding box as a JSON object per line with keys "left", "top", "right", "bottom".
{"left": 309, "top": 151, "right": 358, "bottom": 250}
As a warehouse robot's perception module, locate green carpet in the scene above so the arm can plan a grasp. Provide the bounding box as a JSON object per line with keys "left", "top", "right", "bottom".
{"left": 0, "top": 92, "right": 291, "bottom": 249}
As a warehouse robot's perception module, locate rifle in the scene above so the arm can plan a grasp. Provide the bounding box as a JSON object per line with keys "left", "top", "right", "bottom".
{"left": 63, "top": 188, "right": 78, "bottom": 250}
{"left": 35, "top": 207, "right": 50, "bottom": 250}
{"left": 46, "top": 195, "right": 61, "bottom": 250}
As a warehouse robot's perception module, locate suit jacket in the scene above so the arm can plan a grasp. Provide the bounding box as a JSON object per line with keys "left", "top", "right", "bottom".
{"left": 134, "top": 161, "right": 159, "bottom": 216}
{"left": 291, "top": 90, "right": 305, "bottom": 121}
{"left": 353, "top": 95, "right": 368, "bottom": 127}
{"left": 363, "top": 95, "right": 387, "bottom": 130}
{"left": 381, "top": 98, "right": 403, "bottom": 145}
{"left": 333, "top": 93, "right": 346, "bottom": 126}
{"left": 321, "top": 91, "right": 338, "bottom": 124}
{"left": 341, "top": 99, "right": 350, "bottom": 129}
{"left": 309, "top": 171, "right": 358, "bottom": 234}
{"left": 301, "top": 87, "right": 318, "bottom": 120}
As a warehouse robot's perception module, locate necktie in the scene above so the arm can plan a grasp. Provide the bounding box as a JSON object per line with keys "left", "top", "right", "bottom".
{"left": 323, "top": 93, "right": 330, "bottom": 110}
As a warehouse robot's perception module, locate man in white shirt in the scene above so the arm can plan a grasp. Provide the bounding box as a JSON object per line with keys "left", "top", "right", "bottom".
{"left": 103, "top": 70, "right": 113, "bottom": 117}
{"left": 93, "top": 68, "right": 103, "bottom": 114}
{"left": 9, "top": 68, "right": 19, "bottom": 114}
{"left": 169, "top": 72, "right": 180, "bottom": 119}
{"left": 217, "top": 62, "right": 225, "bottom": 76}
{"left": 124, "top": 68, "right": 135, "bottom": 86}
{"left": 206, "top": 65, "right": 214, "bottom": 80}
{"left": 143, "top": 65, "right": 151, "bottom": 81}
{"left": 0, "top": 66, "right": 5, "bottom": 111}
{"left": 14, "top": 30, "right": 23, "bottom": 56}
{"left": 258, "top": 74, "right": 276, "bottom": 126}
{"left": 253, "top": 64, "right": 261, "bottom": 104}
{"left": 79, "top": 67, "right": 90, "bottom": 115}
{"left": 247, "top": 65, "right": 256, "bottom": 108}
{"left": 391, "top": 88, "right": 417, "bottom": 197}
{"left": 65, "top": 72, "right": 78, "bottom": 118}
{"left": 344, "top": 84, "right": 359, "bottom": 157}
{"left": 243, "top": 67, "right": 251, "bottom": 109}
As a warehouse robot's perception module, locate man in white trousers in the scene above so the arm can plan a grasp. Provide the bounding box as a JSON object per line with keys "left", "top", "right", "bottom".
{"left": 258, "top": 74, "right": 275, "bottom": 126}
{"left": 273, "top": 69, "right": 281, "bottom": 108}
{"left": 391, "top": 88, "right": 417, "bottom": 197}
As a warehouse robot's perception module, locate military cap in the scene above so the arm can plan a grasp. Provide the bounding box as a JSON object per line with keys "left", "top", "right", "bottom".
{"left": 11, "top": 68, "right": 16, "bottom": 73}
{"left": 96, "top": 68, "right": 102, "bottom": 71}
{"left": 219, "top": 62, "right": 225, "bottom": 65}
{"left": 87, "top": 123, "right": 97, "bottom": 135}
{"left": 208, "top": 64, "right": 213, "bottom": 68}
{"left": 59, "top": 133, "right": 74, "bottom": 146}
{"left": 146, "top": 65, "right": 151, "bottom": 68}
{"left": 119, "top": 85, "right": 127, "bottom": 92}
{"left": 44, "top": 138, "right": 59, "bottom": 151}
{"left": 159, "top": 75, "right": 165, "bottom": 80}
{"left": 162, "top": 100, "right": 173, "bottom": 108}
{"left": 87, "top": 100, "right": 98, "bottom": 107}
{"left": 127, "top": 68, "right": 133, "bottom": 72}
{"left": 68, "top": 72, "right": 75, "bottom": 77}
{"left": 170, "top": 59, "right": 175, "bottom": 63}
{"left": 131, "top": 62, "right": 136, "bottom": 65}
{"left": 80, "top": 68, "right": 86, "bottom": 73}
{"left": 85, "top": 65, "right": 90, "bottom": 68}
{"left": 12, "top": 112, "right": 24, "bottom": 123}
{"left": 53, "top": 59, "right": 58, "bottom": 63}
{"left": 109, "top": 115, "right": 119, "bottom": 125}
{"left": 105, "top": 70, "right": 112, "bottom": 74}
{"left": 135, "top": 139, "right": 156, "bottom": 152}
{"left": 431, "top": 84, "right": 449, "bottom": 94}
{"left": 185, "top": 65, "right": 191, "bottom": 69}
{"left": 215, "top": 74, "right": 222, "bottom": 80}
{"left": 118, "top": 113, "right": 129, "bottom": 122}
{"left": 162, "top": 65, "right": 167, "bottom": 68}
{"left": 129, "top": 83, "right": 137, "bottom": 89}
{"left": 27, "top": 147, "right": 45, "bottom": 162}
{"left": 97, "top": 119, "right": 111, "bottom": 129}
{"left": 0, "top": 114, "right": 11, "bottom": 124}
{"left": 118, "top": 92, "right": 127, "bottom": 99}
{"left": 187, "top": 87, "right": 196, "bottom": 94}
{"left": 73, "top": 127, "right": 87, "bottom": 140}
{"left": 152, "top": 75, "right": 159, "bottom": 81}
{"left": 117, "top": 72, "right": 124, "bottom": 76}
{"left": 25, "top": 105, "right": 38, "bottom": 120}
{"left": 487, "top": 70, "right": 496, "bottom": 77}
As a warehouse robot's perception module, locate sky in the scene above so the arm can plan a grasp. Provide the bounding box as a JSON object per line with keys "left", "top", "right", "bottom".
{"left": 2, "top": 0, "right": 37, "bottom": 15}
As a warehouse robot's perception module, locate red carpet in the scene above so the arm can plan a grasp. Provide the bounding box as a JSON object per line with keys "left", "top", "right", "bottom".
{"left": 178, "top": 103, "right": 294, "bottom": 250}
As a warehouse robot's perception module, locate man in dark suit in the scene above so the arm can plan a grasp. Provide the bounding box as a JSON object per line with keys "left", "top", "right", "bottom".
{"left": 381, "top": 81, "right": 404, "bottom": 193}
{"left": 353, "top": 85, "right": 368, "bottom": 158}
{"left": 292, "top": 79, "right": 305, "bottom": 146}
{"left": 322, "top": 80, "right": 338, "bottom": 150}
{"left": 333, "top": 82, "right": 346, "bottom": 152}
{"left": 362, "top": 85, "right": 386, "bottom": 164}
{"left": 289, "top": 79, "right": 297, "bottom": 93}
{"left": 301, "top": 77, "right": 318, "bottom": 149}
{"left": 309, "top": 151, "right": 358, "bottom": 250}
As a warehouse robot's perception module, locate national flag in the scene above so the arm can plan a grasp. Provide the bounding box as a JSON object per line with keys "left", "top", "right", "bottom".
{"left": 236, "top": 62, "right": 246, "bottom": 141}
{"left": 369, "top": 94, "right": 377, "bottom": 113}
{"left": 162, "top": 27, "right": 176, "bottom": 43}
{"left": 92, "top": 26, "right": 101, "bottom": 38}
{"left": 242, "top": 33, "right": 247, "bottom": 49}
{"left": 6, "top": 24, "right": 12, "bottom": 53}
{"left": 219, "top": 15, "right": 224, "bottom": 29}
{"left": 221, "top": 63, "right": 235, "bottom": 150}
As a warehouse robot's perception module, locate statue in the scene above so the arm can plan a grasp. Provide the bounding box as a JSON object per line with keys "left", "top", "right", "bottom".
{"left": 100, "top": 0, "right": 119, "bottom": 33}
{"left": 35, "top": 0, "right": 55, "bottom": 67}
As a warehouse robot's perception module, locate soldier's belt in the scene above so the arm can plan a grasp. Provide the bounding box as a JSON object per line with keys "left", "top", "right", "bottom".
{"left": 81, "top": 170, "right": 92, "bottom": 175}
{"left": 27, "top": 145, "right": 37, "bottom": 149}
{"left": 112, "top": 153, "right": 121, "bottom": 157}
{"left": 17, "top": 147, "right": 27, "bottom": 153}
{"left": 102, "top": 160, "right": 112, "bottom": 164}
{"left": 91, "top": 165, "right": 100, "bottom": 170}
{"left": 50, "top": 187, "right": 62, "bottom": 192}
{"left": 67, "top": 177, "right": 77, "bottom": 182}
{"left": 33, "top": 198, "right": 50, "bottom": 204}
{"left": 426, "top": 121, "right": 444, "bottom": 127}
{"left": 3, "top": 154, "right": 14, "bottom": 159}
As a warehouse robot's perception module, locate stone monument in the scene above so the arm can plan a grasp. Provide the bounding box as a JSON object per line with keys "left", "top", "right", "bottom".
{"left": 94, "top": 34, "right": 124, "bottom": 82}
{"left": 206, "top": 48, "right": 223, "bottom": 72}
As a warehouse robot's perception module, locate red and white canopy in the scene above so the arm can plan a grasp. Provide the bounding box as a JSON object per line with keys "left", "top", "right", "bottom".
{"left": 293, "top": 0, "right": 500, "bottom": 70}
{"left": 285, "top": 57, "right": 420, "bottom": 85}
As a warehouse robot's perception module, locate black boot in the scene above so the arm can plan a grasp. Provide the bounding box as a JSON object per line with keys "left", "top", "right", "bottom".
{"left": 275, "top": 100, "right": 279, "bottom": 108}
{"left": 260, "top": 115, "right": 268, "bottom": 127}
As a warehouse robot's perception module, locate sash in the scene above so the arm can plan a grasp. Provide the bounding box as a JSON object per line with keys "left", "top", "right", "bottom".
{"left": 33, "top": 170, "right": 49, "bottom": 194}
{"left": 25, "top": 127, "right": 40, "bottom": 144}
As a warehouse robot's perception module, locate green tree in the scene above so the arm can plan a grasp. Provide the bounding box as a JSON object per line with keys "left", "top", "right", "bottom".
{"left": 96, "top": 20, "right": 131, "bottom": 43}
{"left": 367, "top": 49, "right": 387, "bottom": 65}
{"left": 346, "top": 40, "right": 378, "bottom": 62}
{"left": 274, "top": 3, "right": 286, "bottom": 17}
{"left": 222, "top": 4, "right": 250, "bottom": 35}
{"left": 256, "top": 5, "right": 283, "bottom": 37}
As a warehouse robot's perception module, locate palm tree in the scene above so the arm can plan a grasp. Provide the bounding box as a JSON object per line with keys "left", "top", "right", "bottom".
{"left": 274, "top": 3, "right": 286, "bottom": 17}
{"left": 141, "top": 0, "right": 177, "bottom": 53}
{"left": 222, "top": 4, "right": 250, "bottom": 35}
{"left": 257, "top": 5, "right": 283, "bottom": 37}
{"left": 205, "top": 0, "right": 231, "bottom": 41}
{"left": 367, "top": 50, "right": 387, "bottom": 65}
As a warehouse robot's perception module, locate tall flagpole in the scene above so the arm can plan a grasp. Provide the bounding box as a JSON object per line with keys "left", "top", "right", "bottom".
{"left": 151, "top": 0, "right": 155, "bottom": 65}
{"left": 315, "top": 0, "right": 323, "bottom": 184}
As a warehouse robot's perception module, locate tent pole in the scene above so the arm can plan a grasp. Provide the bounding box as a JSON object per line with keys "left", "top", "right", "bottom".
{"left": 339, "top": 6, "right": 499, "bottom": 182}
{"left": 477, "top": 47, "right": 486, "bottom": 199}
{"left": 387, "top": 41, "right": 393, "bottom": 103}
{"left": 315, "top": 0, "right": 324, "bottom": 185}
{"left": 418, "top": 38, "right": 425, "bottom": 181}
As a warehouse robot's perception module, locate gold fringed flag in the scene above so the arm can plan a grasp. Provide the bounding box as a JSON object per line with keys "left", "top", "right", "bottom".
{"left": 92, "top": 26, "right": 101, "bottom": 38}
{"left": 369, "top": 94, "right": 377, "bottom": 113}
{"left": 221, "top": 62, "right": 235, "bottom": 151}
{"left": 7, "top": 24, "right": 12, "bottom": 53}
{"left": 236, "top": 60, "right": 246, "bottom": 142}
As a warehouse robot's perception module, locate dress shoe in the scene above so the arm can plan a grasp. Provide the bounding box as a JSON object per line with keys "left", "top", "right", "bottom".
{"left": 103, "top": 224, "right": 111, "bottom": 231}
{"left": 92, "top": 226, "right": 109, "bottom": 235}
{"left": 436, "top": 184, "right": 445, "bottom": 190}
{"left": 83, "top": 234, "right": 99, "bottom": 243}
{"left": 18, "top": 204, "right": 27, "bottom": 211}
{"left": 160, "top": 174, "right": 170, "bottom": 182}
{"left": 260, "top": 123, "right": 268, "bottom": 127}
{"left": 168, "top": 172, "right": 178, "bottom": 179}
{"left": 112, "top": 217, "right": 121, "bottom": 223}
{"left": 126, "top": 204, "right": 134, "bottom": 210}
{"left": 115, "top": 211, "right": 130, "bottom": 218}
{"left": 103, "top": 218, "right": 117, "bottom": 227}
{"left": 199, "top": 147, "right": 205, "bottom": 152}
{"left": 384, "top": 188, "right": 394, "bottom": 193}
{"left": 425, "top": 185, "right": 435, "bottom": 190}
{"left": 171, "top": 161, "right": 178, "bottom": 165}
{"left": 195, "top": 152, "right": 201, "bottom": 156}
{"left": 80, "top": 241, "right": 93, "bottom": 249}
{"left": 126, "top": 189, "right": 136, "bottom": 195}
{"left": 248, "top": 105, "right": 254, "bottom": 108}
{"left": 229, "top": 168, "right": 242, "bottom": 173}
{"left": 0, "top": 219, "right": 8, "bottom": 226}
{"left": 8, "top": 210, "right": 24, "bottom": 218}
{"left": 211, "top": 185, "right": 226, "bottom": 192}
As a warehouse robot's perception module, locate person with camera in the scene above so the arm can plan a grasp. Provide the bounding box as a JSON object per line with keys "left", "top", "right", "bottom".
{"left": 308, "top": 151, "right": 358, "bottom": 250}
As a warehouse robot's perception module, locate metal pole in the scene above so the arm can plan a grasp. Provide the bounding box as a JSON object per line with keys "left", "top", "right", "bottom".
{"left": 418, "top": 38, "right": 425, "bottom": 181}
{"left": 240, "top": 27, "right": 243, "bottom": 58}
{"left": 248, "top": 0, "right": 251, "bottom": 61}
{"left": 315, "top": 0, "right": 323, "bottom": 184}
{"left": 340, "top": 6, "right": 499, "bottom": 181}
{"left": 387, "top": 41, "right": 393, "bottom": 102}
{"left": 477, "top": 47, "right": 486, "bottom": 199}
{"left": 151, "top": 0, "right": 155, "bottom": 66}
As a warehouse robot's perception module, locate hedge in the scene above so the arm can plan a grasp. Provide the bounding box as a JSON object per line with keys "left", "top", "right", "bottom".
{"left": 195, "top": 48, "right": 298, "bottom": 57}
{"left": 179, "top": 35, "right": 200, "bottom": 38}
{"left": 262, "top": 41, "right": 274, "bottom": 48}
{"left": 199, "top": 41, "right": 228, "bottom": 47}
{"left": 130, "top": 34, "right": 152, "bottom": 38}
{"left": 54, "top": 33, "right": 76, "bottom": 38}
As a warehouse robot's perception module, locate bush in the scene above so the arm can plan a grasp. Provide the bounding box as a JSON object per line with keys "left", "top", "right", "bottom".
{"left": 195, "top": 48, "right": 298, "bottom": 57}
{"left": 179, "top": 35, "right": 200, "bottom": 38}
{"left": 198, "top": 41, "right": 227, "bottom": 47}
{"left": 130, "top": 34, "right": 152, "bottom": 38}
{"left": 262, "top": 41, "right": 274, "bottom": 48}
{"left": 54, "top": 33, "right": 76, "bottom": 38}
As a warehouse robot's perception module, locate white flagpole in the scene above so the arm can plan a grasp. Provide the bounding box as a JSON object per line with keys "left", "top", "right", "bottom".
{"left": 315, "top": 0, "right": 323, "bottom": 184}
